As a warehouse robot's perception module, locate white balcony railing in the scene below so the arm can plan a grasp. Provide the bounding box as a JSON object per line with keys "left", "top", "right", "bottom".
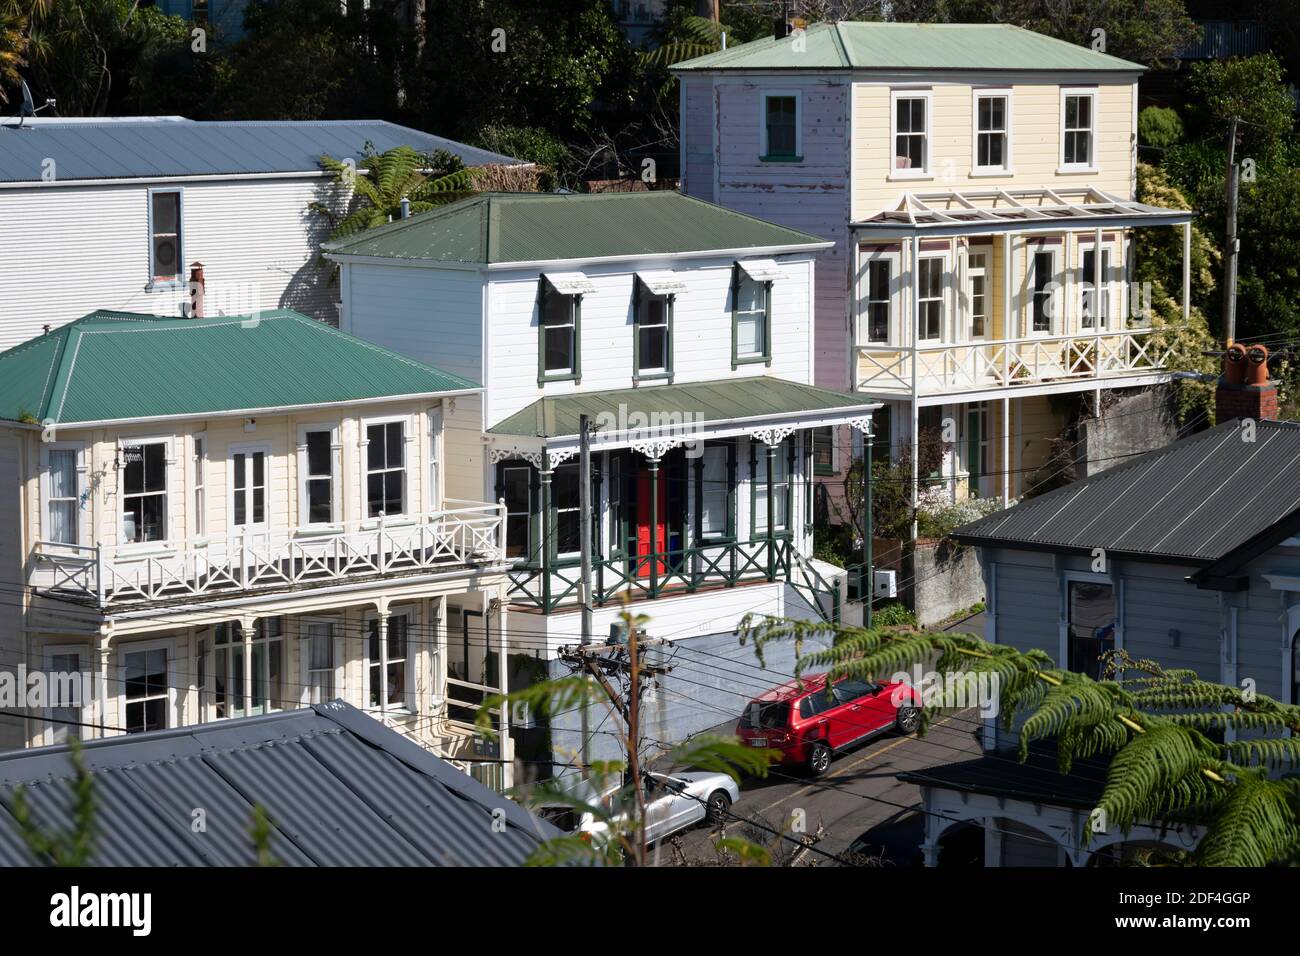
{"left": 29, "top": 499, "right": 506, "bottom": 607}
{"left": 856, "top": 326, "right": 1178, "bottom": 396}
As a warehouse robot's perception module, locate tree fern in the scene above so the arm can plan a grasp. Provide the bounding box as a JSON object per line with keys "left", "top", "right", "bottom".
{"left": 1195, "top": 775, "right": 1300, "bottom": 866}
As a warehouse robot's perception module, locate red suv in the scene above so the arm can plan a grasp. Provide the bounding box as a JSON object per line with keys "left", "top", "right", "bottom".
{"left": 737, "top": 674, "right": 920, "bottom": 776}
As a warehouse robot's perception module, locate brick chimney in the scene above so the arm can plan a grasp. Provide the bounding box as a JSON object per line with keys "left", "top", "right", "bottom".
{"left": 1216, "top": 343, "right": 1278, "bottom": 422}
{"left": 187, "top": 262, "right": 205, "bottom": 318}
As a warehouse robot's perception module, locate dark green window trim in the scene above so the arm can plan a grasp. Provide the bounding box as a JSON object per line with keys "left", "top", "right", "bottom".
{"left": 632, "top": 275, "right": 674, "bottom": 384}
{"left": 693, "top": 439, "right": 736, "bottom": 544}
{"left": 494, "top": 461, "right": 541, "bottom": 566}
{"left": 731, "top": 263, "right": 773, "bottom": 370}
{"left": 748, "top": 436, "right": 795, "bottom": 541}
{"left": 811, "top": 426, "right": 835, "bottom": 476}
{"left": 537, "top": 275, "right": 582, "bottom": 387}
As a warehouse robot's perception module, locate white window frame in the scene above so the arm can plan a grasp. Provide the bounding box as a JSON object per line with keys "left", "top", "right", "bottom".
{"left": 1028, "top": 244, "right": 1062, "bottom": 337}
{"left": 758, "top": 89, "right": 802, "bottom": 161}
{"left": 146, "top": 187, "right": 185, "bottom": 289}
{"left": 364, "top": 607, "right": 416, "bottom": 714}
{"left": 965, "top": 247, "right": 991, "bottom": 342}
{"left": 971, "top": 90, "right": 1013, "bottom": 176}
{"left": 361, "top": 414, "right": 414, "bottom": 523}
{"left": 915, "top": 253, "right": 949, "bottom": 343}
{"left": 889, "top": 89, "right": 932, "bottom": 180}
{"left": 191, "top": 432, "right": 207, "bottom": 540}
{"left": 427, "top": 406, "right": 443, "bottom": 514}
{"left": 118, "top": 436, "right": 174, "bottom": 549}
{"left": 1078, "top": 238, "right": 1118, "bottom": 331}
{"left": 228, "top": 441, "right": 272, "bottom": 536}
{"left": 39, "top": 442, "right": 88, "bottom": 547}
{"left": 43, "top": 643, "right": 93, "bottom": 746}
{"left": 1061, "top": 569, "right": 1119, "bottom": 678}
{"left": 297, "top": 423, "right": 341, "bottom": 530}
{"left": 552, "top": 460, "right": 583, "bottom": 561}
{"left": 117, "top": 637, "right": 176, "bottom": 736}
{"left": 1058, "top": 87, "right": 1098, "bottom": 174}
{"left": 299, "top": 616, "right": 345, "bottom": 706}
{"left": 858, "top": 246, "right": 900, "bottom": 346}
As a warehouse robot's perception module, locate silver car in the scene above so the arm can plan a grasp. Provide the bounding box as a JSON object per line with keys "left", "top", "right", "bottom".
{"left": 579, "top": 771, "right": 740, "bottom": 845}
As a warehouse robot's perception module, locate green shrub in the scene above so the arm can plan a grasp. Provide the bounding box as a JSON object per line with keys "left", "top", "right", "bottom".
{"left": 1139, "top": 106, "right": 1184, "bottom": 149}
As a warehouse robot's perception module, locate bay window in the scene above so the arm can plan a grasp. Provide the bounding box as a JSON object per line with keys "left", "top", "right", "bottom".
{"left": 862, "top": 256, "right": 892, "bottom": 344}
{"left": 1031, "top": 249, "right": 1057, "bottom": 333}
{"left": 1081, "top": 246, "right": 1112, "bottom": 329}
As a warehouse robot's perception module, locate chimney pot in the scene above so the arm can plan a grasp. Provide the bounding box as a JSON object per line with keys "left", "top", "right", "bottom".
{"left": 1217, "top": 343, "right": 1277, "bottom": 423}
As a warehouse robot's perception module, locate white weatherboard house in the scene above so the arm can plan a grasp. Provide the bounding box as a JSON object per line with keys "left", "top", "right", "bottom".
{"left": 673, "top": 22, "right": 1193, "bottom": 512}
{"left": 327, "top": 191, "right": 880, "bottom": 762}
{"left": 0, "top": 116, "right": 524, "bottom": 349}
{"left": 3, "top": 308, "right": 515, "bottom": 785}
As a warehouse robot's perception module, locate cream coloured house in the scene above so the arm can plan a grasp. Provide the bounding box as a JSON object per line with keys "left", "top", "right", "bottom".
{"left": 673, "top": 22, "right": 1194, "bottom": 514}
{"left": 2, "top": 308, "right": 513, "bottom": 783}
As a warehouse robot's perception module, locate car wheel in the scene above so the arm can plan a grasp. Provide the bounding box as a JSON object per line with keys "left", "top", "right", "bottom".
{"left": 896, "top": 705, "right": 920, "bottom": 735}
{"left": 808, "top": 741, "right": 832, "bottom": 776}
{"left": 706, "top": 790, "right": 732, "bottom": 826}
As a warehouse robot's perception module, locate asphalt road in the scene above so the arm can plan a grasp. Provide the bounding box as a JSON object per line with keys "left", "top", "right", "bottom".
{"left": 660, "top": 705, "right": 984, "bottom": 867}
{"left": 653, "top": 609, "right": 990, "bottom": 867}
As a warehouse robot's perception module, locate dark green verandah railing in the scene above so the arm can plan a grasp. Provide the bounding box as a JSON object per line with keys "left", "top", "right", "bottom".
{"left": 507, "top": 536, "right": 840, "bottom": 623}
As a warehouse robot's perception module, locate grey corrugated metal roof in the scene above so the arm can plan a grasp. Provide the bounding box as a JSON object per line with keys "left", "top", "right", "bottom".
{"left": 0, "top": 703, "right": 558, "bottom": 866}
{"left": 0, "top": 117, "right": 525, "bottom": 184}
{"left": 953, "top": 419, "right": 1300, "bottom": 563}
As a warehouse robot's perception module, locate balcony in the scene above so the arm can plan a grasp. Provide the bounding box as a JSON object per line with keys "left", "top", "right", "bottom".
{"left": 29, "top": 499, "right": 506, "bottom": 608}
{"left": 508, "top": 537, "right": 842, "bottom": 621}
{"left": 856, "top": 326, "right": 1178, "bottom": 398}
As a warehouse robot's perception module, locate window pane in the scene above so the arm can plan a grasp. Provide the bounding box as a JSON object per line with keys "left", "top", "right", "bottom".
{"left": 367, "top": 424, "right": 385, "bottom": 470}
{"left": 152, "top": 192, "right": 178, "bottom": 233}
{"left": 737, "top": 314, "right": 761, "bottom": 355}
{"left": 306, "top": 431, "right": 330, "bottom": 476}
{"left": 736, "top": 279, "right": 763, "bottom": 315}
{"left": 700, "top": 445, "right": 728, "bottom": 535}
{"left": 49, "top": 449, "right": 76, "bottom": 497}
{"left": 544, "top": 325, "right": 574, "bottom": 372}
{"left": 307, "top": 478, "right": 332, "bottom": 523}
{"left": 638, "top": 326, "right": 667, "bottom": 371}
{"left": 385, "top": 422, "right": 403, "bottom": 468}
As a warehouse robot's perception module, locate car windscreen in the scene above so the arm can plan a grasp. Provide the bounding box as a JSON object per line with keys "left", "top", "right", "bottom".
{"left": 740, "top": 700, "right": 790, "bottom": 730}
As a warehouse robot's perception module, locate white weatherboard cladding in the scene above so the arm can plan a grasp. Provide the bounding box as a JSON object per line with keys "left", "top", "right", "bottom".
{"left": 343, "top": 263, "right": 484, "bottom": 383}
{"left": 0, "top": 177, "right": 344, "bottom": 348}
{"left": 484, "top": 254, "right": 814, "bottom": 426}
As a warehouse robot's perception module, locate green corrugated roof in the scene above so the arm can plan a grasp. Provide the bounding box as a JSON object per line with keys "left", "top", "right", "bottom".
{"left": 324, "top": 191, "right": 829, "bottom": 264}
{"left": 489, "top": 378, "right": 873, "bottom": 439}
{"left": 672, "top": 21, "right": 1145, "bottom": 72}
{"left": 0, "top": 310, "right": 479, "bottom": 425}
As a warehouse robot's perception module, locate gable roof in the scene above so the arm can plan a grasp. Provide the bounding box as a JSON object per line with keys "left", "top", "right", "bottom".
{"left": 0, "top": 117, "right": 525, "bottom": 185}
{"left": 953, "top": 420, "right": 1300, "bottom": 565}
{"left": 671, "top": 21, "right": 1145, "bottom": 73}
{"left": 0, "top": 702, "right": 556, "bottom": 866}
{"left": 324, "top": 191, "right": 831, "bottom": 265}
{"left": 0, "top": 309, "right": 478, "bottom": 426}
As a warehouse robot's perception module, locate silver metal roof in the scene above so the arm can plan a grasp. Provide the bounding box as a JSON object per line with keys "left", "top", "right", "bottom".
{"left": 0, "top": 117, "right": 525, "bottom": 184}
{"left": 954, "top": 419, "right": 1300, "bottom": 564}
{"left": 0, "top": 702, "right": 557, "bottom": 866}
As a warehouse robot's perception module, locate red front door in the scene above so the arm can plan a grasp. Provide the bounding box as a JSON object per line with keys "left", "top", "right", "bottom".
{"left": 635, "top": 470, "right": 668, "bottom": 578}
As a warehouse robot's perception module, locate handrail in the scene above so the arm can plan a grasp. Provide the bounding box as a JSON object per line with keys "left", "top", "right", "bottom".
{"left": 29, "top": 502, "right": 506, "bottom": 607}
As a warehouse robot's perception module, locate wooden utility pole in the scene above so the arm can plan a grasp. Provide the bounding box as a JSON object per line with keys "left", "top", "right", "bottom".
{"left": 560, "top": 632, "right": 671, "bottom": 866}
{"left": 1222, "top": 116, "right": 1241, "bottom": 346}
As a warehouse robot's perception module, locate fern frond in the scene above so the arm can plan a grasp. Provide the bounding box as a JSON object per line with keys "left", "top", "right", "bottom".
{"left": 1195, "top": 775, "right": 1300, "bottom": 866}
{"left": 1095, "top": 723, "right": 1223, "bottom": 832}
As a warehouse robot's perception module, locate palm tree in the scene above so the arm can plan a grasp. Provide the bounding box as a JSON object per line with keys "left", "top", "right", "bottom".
{"left": 313, "top": 144, "right": 475, "bottom": 241}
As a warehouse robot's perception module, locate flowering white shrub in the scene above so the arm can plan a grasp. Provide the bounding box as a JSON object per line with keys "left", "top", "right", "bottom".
{"left": 917, "top": 495, "right": 1003, "bottom": 538}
